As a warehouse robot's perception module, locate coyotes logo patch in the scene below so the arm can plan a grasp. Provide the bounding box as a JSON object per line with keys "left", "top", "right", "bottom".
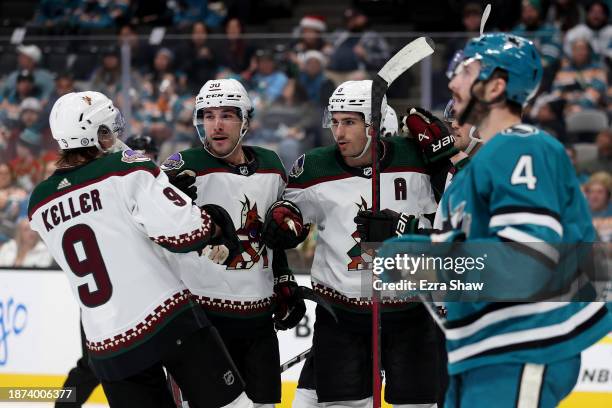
{"left": 289, "top": 154, "right": 305, "bottom": 178}
{"left": 347, "top": 196, "right": 374, "bottom": 271}
{"left": 160, "top": 152, "right": 185, "bottom": 171}
{"left": 121, "top": 149, "right": 151, "bottom": 163}
{"left": 226, "top": 195, "right": 269, "bottom": 270}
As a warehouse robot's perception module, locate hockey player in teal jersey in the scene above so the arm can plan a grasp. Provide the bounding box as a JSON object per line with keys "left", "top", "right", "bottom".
{"left": 371, "top": 33, "right": 612, "bottom": 408}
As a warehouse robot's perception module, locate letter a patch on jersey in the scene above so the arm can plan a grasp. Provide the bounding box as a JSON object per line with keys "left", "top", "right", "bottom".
{"left": 289, "top": 154, "right": 305, "bottom": 178}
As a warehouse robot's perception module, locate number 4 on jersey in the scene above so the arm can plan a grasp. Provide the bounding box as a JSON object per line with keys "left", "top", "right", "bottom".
{"left": 511, "top": 155, "right": 537, "bottom": 190}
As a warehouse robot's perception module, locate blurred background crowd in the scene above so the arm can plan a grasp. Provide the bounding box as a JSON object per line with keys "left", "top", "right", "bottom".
{"left": 0, "top": 0, "right": 611, "bottom": 270}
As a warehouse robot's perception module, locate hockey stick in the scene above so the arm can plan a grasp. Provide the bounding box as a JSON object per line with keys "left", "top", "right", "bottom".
{"left": 370, "top": 36, "right": 435, "bottom": 408}
{"left": 480, "top": 4, "right": 492, "bottom": 36}
{"left": 280, "top": 347, "right": 312, "bottom": 373}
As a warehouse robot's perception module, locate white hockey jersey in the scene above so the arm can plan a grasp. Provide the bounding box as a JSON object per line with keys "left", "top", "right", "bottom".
{"left": 28, "top": 150, "right": 213, "bottom": 380}
{"left": 284, "top": 137, "right": 437, "bottom": 307}
{"left": 161, "top": 146, "right": 286, "bottom": 323}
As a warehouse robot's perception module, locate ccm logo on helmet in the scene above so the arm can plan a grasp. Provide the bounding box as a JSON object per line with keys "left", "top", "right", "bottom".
{"left": 206, "top": 94, "right": 224, "bottom": 98}
{"left": 330, "top": 98, "right": 346, "bottom": 103}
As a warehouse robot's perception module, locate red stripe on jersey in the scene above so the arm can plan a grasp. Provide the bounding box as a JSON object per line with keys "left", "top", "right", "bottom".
{"left": 383, "top": 166, "right": 427, "bottom": 174}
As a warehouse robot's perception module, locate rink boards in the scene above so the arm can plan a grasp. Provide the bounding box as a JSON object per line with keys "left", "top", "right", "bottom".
{"left": 0, "top": 270, "right": 610, "bottom": 407}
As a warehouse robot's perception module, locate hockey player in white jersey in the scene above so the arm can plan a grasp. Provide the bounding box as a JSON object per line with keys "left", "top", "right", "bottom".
{"left": 261, "top": 80, "right": 457, "bottom": 407}
{"left": 161, "top": 78, "right": 306, "bottom": 407}
{"left": 28, "top": 91, "right": 254, "bottom": 408}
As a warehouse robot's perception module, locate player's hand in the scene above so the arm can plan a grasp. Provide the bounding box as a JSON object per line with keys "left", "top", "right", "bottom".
{"left": 273, "top": 272, "right": 306, "bottom": 330}
{"left": 168, "top": 170, "right": 197, "bottom": 201}
{"left": 354, "top": 209, "right": 418, "bottom": 242}
{"left": 201, "top": 245, "right": 230, "bottom": 264}
{"left": 401, "top": 107, "right": 457, "bottom": 163}
{"left": 200, "top": 204, "right": 241, "bottom": 266}
{"left": 261, "top": 200, "right": 309, "bottom": 249}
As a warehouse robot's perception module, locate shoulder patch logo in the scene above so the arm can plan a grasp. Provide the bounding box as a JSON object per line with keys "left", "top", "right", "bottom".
{"left": 160, "top": 152, "right": 185, "bottom": 171}
{"left": 57, "top": 178, "right": 71, "bottom": 189}
{"left": 289, "top": 154, "right": 305, "bottom": 178}
{"left": 121, "top": 149, "right": 151, "bottom": 163}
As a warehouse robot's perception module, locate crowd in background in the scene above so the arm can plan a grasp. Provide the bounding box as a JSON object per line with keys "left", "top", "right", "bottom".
{"left": 0, "top": 0, "right": 611, "bottom": 269}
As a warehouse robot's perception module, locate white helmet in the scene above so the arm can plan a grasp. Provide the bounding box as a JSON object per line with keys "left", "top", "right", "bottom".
{"left": 324, "top": 80, "right": 388, "bottom": 158}
{"left": 50, "top": 91, "right": 124, "bottom": 151}
{"left": 193, "top": 78, "right": 253, "bottom": 159}
{"left": 381, "top": 106, "right": 398, "bottom": 137}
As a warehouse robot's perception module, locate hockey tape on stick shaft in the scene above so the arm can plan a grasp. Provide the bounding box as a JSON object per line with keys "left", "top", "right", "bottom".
{"left": 280, "top": 348, "right": 312, "bottom": 373}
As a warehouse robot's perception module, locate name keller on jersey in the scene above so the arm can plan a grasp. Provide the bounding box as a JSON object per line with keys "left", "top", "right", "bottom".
{"left": 41, "top": 189, "right": 103, "bottom": 231}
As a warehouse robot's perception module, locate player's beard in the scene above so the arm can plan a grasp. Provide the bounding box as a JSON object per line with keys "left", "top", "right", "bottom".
{"left": 458, "top": 82, "right": 491, "bottom": 127}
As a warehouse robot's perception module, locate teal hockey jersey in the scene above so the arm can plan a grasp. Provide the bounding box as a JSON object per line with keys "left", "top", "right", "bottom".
{"left": 383, "top": 124, "right": 611, "bottom": 375}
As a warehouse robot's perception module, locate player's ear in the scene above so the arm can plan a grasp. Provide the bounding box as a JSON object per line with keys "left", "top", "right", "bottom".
{"left": 488, "top": 77, "right": 507, "bottom": 102}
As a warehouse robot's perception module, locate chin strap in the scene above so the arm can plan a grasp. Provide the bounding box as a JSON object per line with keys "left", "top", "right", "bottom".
{"left": 463, "top": 126, "right": 481, "bottom": 155}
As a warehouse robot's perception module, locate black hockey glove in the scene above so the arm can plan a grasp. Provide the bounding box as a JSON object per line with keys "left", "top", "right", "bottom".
{"left": 261, "top": 200, "right": 309, "bottom": 249}
{"left": 201, "top": 204, "right": 241, "bottom": 266}
{"left": 402, "top": 107, "right": 457, "bottom": 163}
{"left": 167, "top": 170, "right": 197, "bottom": 201}
{"left": 273, "top": 272, "right": 306, "bottom": 331}
{"left": 354, "top": 209, "right": 418, "bottom": 242}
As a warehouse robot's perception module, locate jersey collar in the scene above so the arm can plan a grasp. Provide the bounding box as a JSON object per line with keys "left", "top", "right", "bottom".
{"left": 335, "top": 140, "right": 393, "bottom": 179}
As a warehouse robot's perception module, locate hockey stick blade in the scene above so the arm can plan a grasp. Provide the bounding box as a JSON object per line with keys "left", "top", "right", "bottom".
{"left": 480, "top": 4, "right": 492, "bottom": 36}
{"left": 281, "top": 348, "right": 311, "bottom": 373}
{"left": 377, "top": 37, "right": 435, "bottom": 86}
{"left": 297, "top": 286, "right": 338, "bottom": 322}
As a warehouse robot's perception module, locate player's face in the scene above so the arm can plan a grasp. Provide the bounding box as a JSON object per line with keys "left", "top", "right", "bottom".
{"left": 448, "top": 59, "right": 481, "bottom": 121}
{"left": 202, "top": 107, "right": 243, "bottom": 156}
{"left": 330, "top": 112, "right": 368, "bottom": 157}
{"left": 450, "top": 120, "right": 475, "bottom": 151}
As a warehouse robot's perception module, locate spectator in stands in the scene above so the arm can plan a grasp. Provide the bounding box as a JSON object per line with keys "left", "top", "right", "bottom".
{"left": 144, "top": 48, "right": 179, "bottom": 98}
{"left": 545, "top": 0, "right": 584, "bottom": 32}
{"left": 89, "top": 47, "right": 122, "bottom": 100}
{"left": 565, "top": 144, "right": 590, "bottom": 183}
{"left": 512, "top": 0, "right": 562, "bottom": 87}
{"left": 564, "top": 0, "right": 612, "bottom": 61}
{"left": 177, "top": 22, "right": 218, "bottom": 90}
{"left": 45, "top": 73, "right": 77, "bottom": 117}
{"left": 9, "top": 129, "right": 42, "bottom": 192}
{"left": 0, "top": 163, "right": 26, "bottom": 244}
{"left": 326, "top": 7, "right": 390, "bottom": 84}
{"left": 289, "top": 15, "right": 330, "bottom": 70}
{"left": 552, "top": 38, "right": 607, "bottom": 113}
{"left": 2, "top": 45, "right": 54, "bottom": 101}
{"left": 446, "top": 2, "right": 483, "bottom": 60}
{"left": 0, "top": 217, "right": 54, "bottom": 267}
{"left": 581, "top": 129, "right": 612, "bottom": 174}
{"left": 32, "top": 0, "right": 70, "bottom": 28}
{"left": 117, "top": 24, "right": 154, "bottom": 74}
{"left": 584, "top": 171, "right": 612, "bottom": 241}
{"left": 70, "top": 0, "right": 114, "bottom": 29}
{"left": 248, "top": 49, "right": 289, "bottom": 106}
{"left": 129, "top": 0, "right": 172, "bottom": 26}
{"left": 0, "top": 71, "right": 43, "bottom": 121}
{"left": 297, "top": 50, "right": 335, "bottom": 108}
{"left": 216, "top": 17, "right": 256, "bottom": 77}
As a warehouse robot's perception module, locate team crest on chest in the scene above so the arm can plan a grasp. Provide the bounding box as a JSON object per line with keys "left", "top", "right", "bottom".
{"left": 121, "top": 149, "right": 151, "bottom": 163}
{"left": 160, "top": 152, "right": 185, "bottom": 171}
{"left": 289, "top": 154, "right": 305, "bottom": 178}
{"left": 347, "top": 196, "right": 374, "bottom": 271}
{"left": 225, "top": 195, "right": 269, "bottom": 270}
{"left": 239, "top": 165, "right": 249, "bottom": 176}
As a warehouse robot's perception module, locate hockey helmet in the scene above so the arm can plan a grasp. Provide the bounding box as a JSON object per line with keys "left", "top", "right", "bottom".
{"left": 459, "top": 33, "right": 543, "bottom": 106}
{"left": 324, "top": 80, "right": 388, "bottom": 158}
{"left": 193, "top": 78, "right": 253, "bottom": 158}
{"left": 50, "top": 91, "right": 124, "bottom": 151}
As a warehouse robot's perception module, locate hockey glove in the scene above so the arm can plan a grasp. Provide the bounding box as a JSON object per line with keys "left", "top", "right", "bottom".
{"left": 354, "top": 209, "right": 418, "bottom": 242}
{"left": 261, "top": 200, "right": 310, "bottom": 249}
{"left": 201, "top": 204, "right": 241, "bottom": 266}
{"left": 401, "top": 107, "right": 457, "bottom": 163}
{"left": 167, "top": 170, "right": 197, "bottom": 201}
{"left": 273, "top": 272, "right": 306, "bottom": 331}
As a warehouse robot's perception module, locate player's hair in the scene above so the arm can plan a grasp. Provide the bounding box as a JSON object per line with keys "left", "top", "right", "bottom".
{"left": 490, "top": 68, "right": 522, "bottom": 116}
{"left": 56, "top": 146, "right": 100, "bottom": 168}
